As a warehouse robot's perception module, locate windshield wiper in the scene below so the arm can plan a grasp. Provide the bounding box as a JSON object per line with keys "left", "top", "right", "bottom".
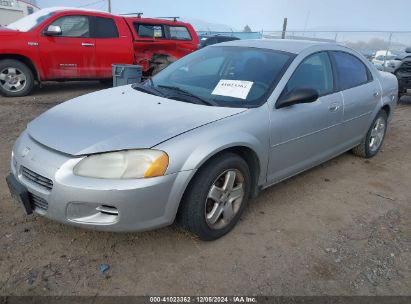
{"left": 132, "top": 82, "right": 165, "bottom": 97}
{"left": 157, "top": 85, "right": 215, "bottom": 106}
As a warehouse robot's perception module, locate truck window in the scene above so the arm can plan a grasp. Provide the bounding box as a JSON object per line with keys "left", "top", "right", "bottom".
{"left": 134, "top": 23, "right": 164, "bottom": 39}
{"left": 168, "top": 26, "right": 192, "bottom": 40}
{"left": 93, "top": 17, "right": 119, "bottom": 38}
{"left": 49, "top": 16, "right": 90, "bottom": 38}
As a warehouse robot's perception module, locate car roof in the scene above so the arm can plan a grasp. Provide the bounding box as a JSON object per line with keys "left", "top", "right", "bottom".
{"left": 216, "top": 39, "right": 334, "bottom": 54}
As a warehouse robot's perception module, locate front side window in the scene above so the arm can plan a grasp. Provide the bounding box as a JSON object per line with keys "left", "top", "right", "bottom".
{"left": 144, "top": 46, "right": 293, "bottom": 108}
{"left": 93, "top": 17, "right": 118, "bottom": 38}
{"left": 168, "top": 26, "right": 191, "bottom": 40}
{"left": 49, "top": 15, "right": 90, "bottom": 38}
{"left": 135, "top": 23, "right": 164, "bottom": 38}
{"left": 332, "top": 51, "right": 371, "bottom": 91}
{"left": 284, "top": 52, "right": 334, "bottom": 96}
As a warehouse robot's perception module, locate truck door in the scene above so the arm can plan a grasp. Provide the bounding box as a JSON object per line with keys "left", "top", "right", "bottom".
{"left": 38, "top": 15, "right": 96, "bottom": 79}
{"left": 91, "top": 16, "right": 134, "bottom": 78}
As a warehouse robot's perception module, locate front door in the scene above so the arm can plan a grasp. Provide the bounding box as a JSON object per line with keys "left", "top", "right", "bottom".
{"left": 38, "top": 15, "right": 96, "bottom": 79}
{"left": 267, "top": 51, "right": 344, "bottom": 184}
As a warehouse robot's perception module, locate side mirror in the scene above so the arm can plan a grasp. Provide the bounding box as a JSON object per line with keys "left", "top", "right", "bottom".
{"left": 276, "top": 88, "right": 319, "bottom": 109}
{"left": 44, "top": 25, "right": 62, "bottom": 36}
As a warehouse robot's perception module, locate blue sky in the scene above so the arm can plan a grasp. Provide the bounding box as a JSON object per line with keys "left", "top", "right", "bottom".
{"left": 37, "top": 0, "right": 411, "bottom": 31}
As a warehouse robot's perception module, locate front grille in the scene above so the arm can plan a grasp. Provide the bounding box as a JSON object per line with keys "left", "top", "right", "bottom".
{"left": 29, "top": 193, "right": 48, "bottom": 211}
{"left": 21, "top": 167, "right": 53, "bottom": 191}
{"left": 400, "top": 60, "right": 411, "bottom": 68}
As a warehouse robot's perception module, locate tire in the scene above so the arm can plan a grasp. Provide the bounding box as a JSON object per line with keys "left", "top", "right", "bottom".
{"left": 0, "top": 59, "right": 34, "bottom": 97}
{"left": 99, "top": 79, "right": 113, "bottom": 85}
{"left": 178, "top": 152, "right": 251, "bottom": 241}
{"left": 352, "top": 110, "right": 388, "bottom": 158}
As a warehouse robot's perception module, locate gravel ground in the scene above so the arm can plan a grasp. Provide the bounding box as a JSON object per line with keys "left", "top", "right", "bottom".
{"left": 0, "top": 82, "right": 410, "bottom": 296}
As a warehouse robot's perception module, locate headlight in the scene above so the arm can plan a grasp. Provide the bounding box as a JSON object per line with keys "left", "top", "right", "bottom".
{"left": 73, "top": 150, "right": 169, "bottom": 179}
{"left": 386, "top": 60, "right": 401, "bottom": 68}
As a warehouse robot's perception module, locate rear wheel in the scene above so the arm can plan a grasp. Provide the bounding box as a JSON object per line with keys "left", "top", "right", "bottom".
{"left": 0, "top": 59, "right": 34, "bottom": 97}
{"left": 352, "top": 110, "right": 388, "bottom": 158}
{"left": 178, "top": 153, "right": 251, "bottom": 241}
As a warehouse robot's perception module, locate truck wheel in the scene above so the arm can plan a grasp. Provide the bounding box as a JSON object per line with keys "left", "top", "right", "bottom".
{"left": 0, "top": 59, "right": 34, "bottom": 97}
{"left": 178, "top": 153, "right": 251, "bottom": 241}
{"left": 352, "top": 110, "right": 388, "bottom": 158}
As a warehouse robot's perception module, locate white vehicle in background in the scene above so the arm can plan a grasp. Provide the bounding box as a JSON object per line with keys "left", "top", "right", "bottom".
{"left": 372, "top": 50, "right": 398, "bottom": 72}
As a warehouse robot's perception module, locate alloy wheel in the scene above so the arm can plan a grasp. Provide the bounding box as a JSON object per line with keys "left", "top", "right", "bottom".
{"left": 0, "top": 67, "right": 27, "bottom": 93}
{"left": 369, "top": 117, "right": 386, "bottom": 153}
{"left": 205, "top": 169, "right": 245, "bottom": 230}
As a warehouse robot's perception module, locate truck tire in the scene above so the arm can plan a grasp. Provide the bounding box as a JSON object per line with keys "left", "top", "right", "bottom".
{"left": 178, "top": 152, "right": 251, "bottom": 241}
{"left": 0, "top": 59, "right": 34, "bottom": 97}
{"left": 352, "top": 110, "right": 388, "bottom": 158}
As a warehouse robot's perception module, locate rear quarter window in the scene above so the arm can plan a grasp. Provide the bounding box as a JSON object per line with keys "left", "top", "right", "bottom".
{"left": 332, "top": 51, "right": 372, "bottom": 91}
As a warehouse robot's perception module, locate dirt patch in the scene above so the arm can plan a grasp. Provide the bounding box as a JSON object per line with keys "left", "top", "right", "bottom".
{"left": 0, "top": 84, "right": 410, "bottom": 296}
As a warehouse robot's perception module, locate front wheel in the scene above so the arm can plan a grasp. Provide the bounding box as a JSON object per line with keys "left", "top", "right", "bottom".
{"left": 352, "top": 110, "right": 388, "bottom": 158}
{"left": 0, "top": 59, "right": 35, "bottom": 97}
{"left": 178, "top": 153, "right": 251, "bottom": 241}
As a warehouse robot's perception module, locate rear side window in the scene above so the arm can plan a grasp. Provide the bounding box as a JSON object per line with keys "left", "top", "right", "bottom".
{"left": 284, "top": 52, "right": 334, "bottom": 96}
{"left": 332, "top": 51, "right": 371, "bottom": 90}
{"left": 135, "top": 23, "right": 164, "bottom": 38}
{"left": 93, "top": 17, "right": 118, "bottom": 38}
{"left": 168, "top": 26, "right": 191, "bottom": 40}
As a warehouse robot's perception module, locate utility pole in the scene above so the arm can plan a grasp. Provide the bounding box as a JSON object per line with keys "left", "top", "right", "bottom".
{"left": 281, "top": 17, "right": 288, "bottom": 39}
{"left": 108, "top": 0, "right": 111, "bottom": 13}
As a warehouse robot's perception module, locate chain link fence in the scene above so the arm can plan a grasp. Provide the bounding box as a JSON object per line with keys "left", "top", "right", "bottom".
{"left": 198, "top": 30, "right": 411, "bottom": 63}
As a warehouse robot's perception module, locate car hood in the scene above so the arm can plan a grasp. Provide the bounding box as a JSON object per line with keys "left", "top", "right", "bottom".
{"left": 0, "top": 28, "right": 21, "bottom": 36}
{"left": 27, "top": 85, "right": 246, "bottom": 156}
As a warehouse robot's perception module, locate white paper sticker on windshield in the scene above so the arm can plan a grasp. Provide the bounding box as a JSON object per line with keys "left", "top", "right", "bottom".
{"left": 211, "top": 80, "right": 253, "bottom": 100}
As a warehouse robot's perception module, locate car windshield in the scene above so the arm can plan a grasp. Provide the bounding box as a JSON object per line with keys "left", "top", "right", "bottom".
{"left": 144, "top": 46, "right": 294, "bottom": 108}
{"left": 6, "top": 9, "right": 57, "bottom": 32}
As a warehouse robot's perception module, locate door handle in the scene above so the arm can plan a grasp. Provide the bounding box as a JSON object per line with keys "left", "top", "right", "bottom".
{"left": 81, "top": 42, "right": 95, "bottom": 47}
{"left": 328, "top": 103, "right": 340, "bottom": 112}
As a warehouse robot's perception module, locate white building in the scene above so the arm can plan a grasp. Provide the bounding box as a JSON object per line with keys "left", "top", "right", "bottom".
{"left": 0, "top": 0, "right": 39, "bottom": 26}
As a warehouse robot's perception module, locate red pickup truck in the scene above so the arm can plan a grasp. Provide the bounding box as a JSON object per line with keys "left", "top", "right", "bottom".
{"left": 0, "top": 7, "right": 200, "bottom": 97}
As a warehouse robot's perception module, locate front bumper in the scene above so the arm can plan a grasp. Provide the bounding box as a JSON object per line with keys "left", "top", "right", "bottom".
{"left": 8, "top": 131, "right": 194, "bottom": 232}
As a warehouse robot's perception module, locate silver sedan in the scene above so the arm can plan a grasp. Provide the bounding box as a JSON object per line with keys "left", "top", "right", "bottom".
{"left": 6, "top": 40, "right": 398, "bottom": 240}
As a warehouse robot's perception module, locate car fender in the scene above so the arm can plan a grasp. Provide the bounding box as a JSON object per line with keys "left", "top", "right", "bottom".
{"left": 154, "top": 108, "right": 270, "bottom": 222}
{"left": 155, "top": 106, "right": 270, "bottom": 186}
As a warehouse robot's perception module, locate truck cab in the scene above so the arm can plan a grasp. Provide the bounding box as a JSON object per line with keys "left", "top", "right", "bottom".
{"left": 0, "top": 8, "right": 199, "bottom": 97}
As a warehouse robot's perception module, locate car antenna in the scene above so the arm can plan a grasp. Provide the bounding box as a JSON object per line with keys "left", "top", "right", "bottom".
{"left": 156, "top": 17, "right": 180, "bottom": 22}
{"left": 120, "top": 12, "right": 143, "bottom": 18}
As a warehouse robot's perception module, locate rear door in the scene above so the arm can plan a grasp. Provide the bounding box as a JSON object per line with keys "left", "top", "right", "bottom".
{"left": 330, "top": 51, "right": 381, "bottom": 146}
{"left": 92, "top": 16, "right": 134, "bottom": 78}
{"left": 38, "top": 14, "right": 96, "bottom": 79}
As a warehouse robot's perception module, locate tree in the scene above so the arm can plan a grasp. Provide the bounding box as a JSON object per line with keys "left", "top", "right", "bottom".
{"left": 243, "top": 25, "right": 252, "bottom": 33}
